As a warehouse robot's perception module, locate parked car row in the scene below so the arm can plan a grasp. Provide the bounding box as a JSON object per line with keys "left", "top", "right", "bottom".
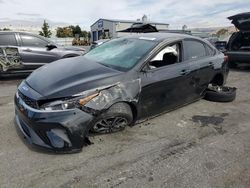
{"left": 1, "top": 13, "right": 249, "bottom": 76}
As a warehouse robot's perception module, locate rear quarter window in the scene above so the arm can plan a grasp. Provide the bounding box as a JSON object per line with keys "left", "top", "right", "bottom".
{"left": 20, "top": 34, "right": 48, "bottom": 47}
{"left": 0, "top": 34, "right": 17, "bottom": 46}
{"left": 205, "top": 44, "right": 216, "bottom": 56}
{"left": 185, "top": 40, "right": 207, "bottom": 60}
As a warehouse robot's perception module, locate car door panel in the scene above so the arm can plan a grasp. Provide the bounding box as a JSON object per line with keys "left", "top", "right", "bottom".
{"left": 18, "top": 34, "right": 59, "bottom": 68}
{"left": 138, "top": 62, "right": 192, "bottom": 119}
{"left": 194, "top": 57, "right": 215, "bottom": 93}
{"left": 19, "top": 47, "right": 58, "bottom": 64}
{"left": 183, "top": 40, "right": 216, "bottom": 97}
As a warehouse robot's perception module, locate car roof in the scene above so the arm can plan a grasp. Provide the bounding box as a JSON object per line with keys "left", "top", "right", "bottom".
{"left": 122, "top": 32, "right": 201, "bottom": 42}
{"left": 0, "top": 31, "right": 49, "bottom": 38}
{"left": 0, "top": 31, "right": 51, "bottom": 42}
{"left": 0, "top": 31, "right": 36, "bottom": 35}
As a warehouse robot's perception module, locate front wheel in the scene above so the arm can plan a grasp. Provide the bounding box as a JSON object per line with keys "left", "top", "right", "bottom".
{"left": 89, "top": 103, "right": 133, "bottom": 134}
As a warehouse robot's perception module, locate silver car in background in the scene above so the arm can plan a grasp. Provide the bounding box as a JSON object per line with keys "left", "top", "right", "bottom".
{"left": 0, "top": 31, "right": 85, "bottom": 75}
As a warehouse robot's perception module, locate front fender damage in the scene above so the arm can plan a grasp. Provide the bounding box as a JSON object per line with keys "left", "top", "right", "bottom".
{"left": 84, "top": 78, "right": 141, "bottom": 114}
{"left": 53, "top": 78, "right": 140, "bottom": 150}
{"left": 70, "top": 79, "right": 141, "bottom": 148}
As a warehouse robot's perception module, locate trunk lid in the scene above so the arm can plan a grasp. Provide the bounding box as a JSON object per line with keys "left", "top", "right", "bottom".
{"left": 228, "top": 12, "right": 250, "bottom": 31}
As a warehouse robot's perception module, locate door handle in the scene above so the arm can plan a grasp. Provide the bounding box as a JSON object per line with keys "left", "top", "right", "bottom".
{"left": 23, "top": 48, "right": 32, "bottom": 52}
{"left": 180, "top": 69, "right": 190, "bottom": 76}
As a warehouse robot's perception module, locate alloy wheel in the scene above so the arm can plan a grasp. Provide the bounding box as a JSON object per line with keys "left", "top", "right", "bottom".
{"left": 92, "top": 116, "right": 128, "bottom": 134}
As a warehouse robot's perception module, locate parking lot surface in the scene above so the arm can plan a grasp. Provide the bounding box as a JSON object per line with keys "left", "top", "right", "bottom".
{"left": 0, "top": 68, "right": 250, "bottom": 188}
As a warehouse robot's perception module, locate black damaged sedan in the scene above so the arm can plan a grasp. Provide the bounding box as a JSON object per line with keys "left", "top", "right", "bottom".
{"left": 15, "top": 33, "right": 229, "bottom": 152}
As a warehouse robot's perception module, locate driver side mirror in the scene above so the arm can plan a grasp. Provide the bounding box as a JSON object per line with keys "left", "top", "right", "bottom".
{"left": 46, "top": 43, "right": 57, "bottom": 50}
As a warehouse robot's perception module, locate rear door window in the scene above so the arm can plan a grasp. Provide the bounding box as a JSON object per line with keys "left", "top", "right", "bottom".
{"left": 0, "top": 34, "right": 17, "bottom": 46}
{"left": 205, "top": 44, "right": 216, "bottom": 56}
{"left": 184, "top": 40, "right": 207, "bottom": 60}
{"left": 20, "top": 34, "right": 48, "bottom": 47}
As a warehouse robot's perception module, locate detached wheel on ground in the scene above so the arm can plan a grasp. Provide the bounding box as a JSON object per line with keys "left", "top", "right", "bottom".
{"left": 204, "top": 85, "right": 237, "bottom": 102}
{"left": 89, "top": 102, "right": 133, "bottom": 134}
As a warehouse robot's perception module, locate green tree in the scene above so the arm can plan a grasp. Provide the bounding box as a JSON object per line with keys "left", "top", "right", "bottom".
{"left": 56, "top": 27, "right": 63, "bottom": 37}
{"left": 81, "top": 30, "right": 88, "bottom": 39}
{"left": 56, "top": 25, "right": 90, "bottom": 39}
{"left": 68, "top": 25, "right": 81, "bottom": 37}
{"left": 39, "top": 20, "right": 52, "bottom": 38}
{"left": 72, "top": 25, "right": 82, "bottom": 37}
{"left": 0, "top": 28, "right": 11, "bottom": 31}
{"left": 102, "top": 32, "right": 106, "bottom": 39}
{"left": 56, "top": 27, "right": 73, "bottom": 38}
{"left": 87, "top": 31, "right": 91, "bottom": 41}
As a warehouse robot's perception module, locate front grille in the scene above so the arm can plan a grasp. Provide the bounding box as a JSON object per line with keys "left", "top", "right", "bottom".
{"left": 18, "top": 91, "right": 38, "bottom": 109}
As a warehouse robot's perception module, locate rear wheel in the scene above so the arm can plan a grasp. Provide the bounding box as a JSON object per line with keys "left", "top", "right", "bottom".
{"left": 89, "top": 102, "right": 133, "bottom": 134}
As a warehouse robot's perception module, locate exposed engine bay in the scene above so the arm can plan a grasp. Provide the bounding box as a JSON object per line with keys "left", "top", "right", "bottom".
{"left": 0, "top": 47, "right": 23, "bottom": 71}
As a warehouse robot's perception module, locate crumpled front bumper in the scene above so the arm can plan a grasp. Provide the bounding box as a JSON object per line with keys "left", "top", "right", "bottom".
{"left": 14, "top": 93, "right": 94, "bottom": 153}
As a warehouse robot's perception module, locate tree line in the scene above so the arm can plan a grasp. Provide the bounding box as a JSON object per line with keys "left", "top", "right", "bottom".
{"left": 39, "top": 20, "right": 90, "bottom": 40}
{"left": 0, "top": 28, "right": 11, "bottom": 31}
{"left": 56, "top": 25, "right": 91, "bottom": 39}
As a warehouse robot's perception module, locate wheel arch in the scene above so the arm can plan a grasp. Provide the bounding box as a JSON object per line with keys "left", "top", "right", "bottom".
{"left": 106, "top": 101, "right": 138, "bottom": 125}
{"left": 123, "top": 101, "right": 138, "bottom": 124}
{"left": 84, "top": 79, "right": 141, "bottom": 124}
{"left": 210, "top": 73, "right": 224, "bottom": 86}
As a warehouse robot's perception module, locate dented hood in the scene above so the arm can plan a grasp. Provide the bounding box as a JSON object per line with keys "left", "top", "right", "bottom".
{"left": 26, "top": 56, "right": 122, "bottom": 98}
{"left": 228, "top": 12, "right": 250, "bottom": 31}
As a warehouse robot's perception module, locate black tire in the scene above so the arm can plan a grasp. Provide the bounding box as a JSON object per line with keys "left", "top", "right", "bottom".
{"left": 89, "top": 102, "right": 133, "bottom": 134}
{"left": 204, "top": 86, "right": 236, "bottom": 102}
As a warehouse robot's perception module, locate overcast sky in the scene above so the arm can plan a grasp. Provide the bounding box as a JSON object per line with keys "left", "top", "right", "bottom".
{"left": 0, "top": 0, "right": 249, "bottom": 30}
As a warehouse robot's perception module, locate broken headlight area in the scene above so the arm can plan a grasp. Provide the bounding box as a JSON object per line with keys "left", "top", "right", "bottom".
{"left": 40, "top": 92, "right": 99, "bottom": 111}
{"left": 46, "top": 128, "right": 72, "bottom": 148}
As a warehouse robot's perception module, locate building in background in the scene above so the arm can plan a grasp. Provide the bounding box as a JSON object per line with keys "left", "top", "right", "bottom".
{"left": 90, "top": 15, "right": 169, "bottom": 41}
